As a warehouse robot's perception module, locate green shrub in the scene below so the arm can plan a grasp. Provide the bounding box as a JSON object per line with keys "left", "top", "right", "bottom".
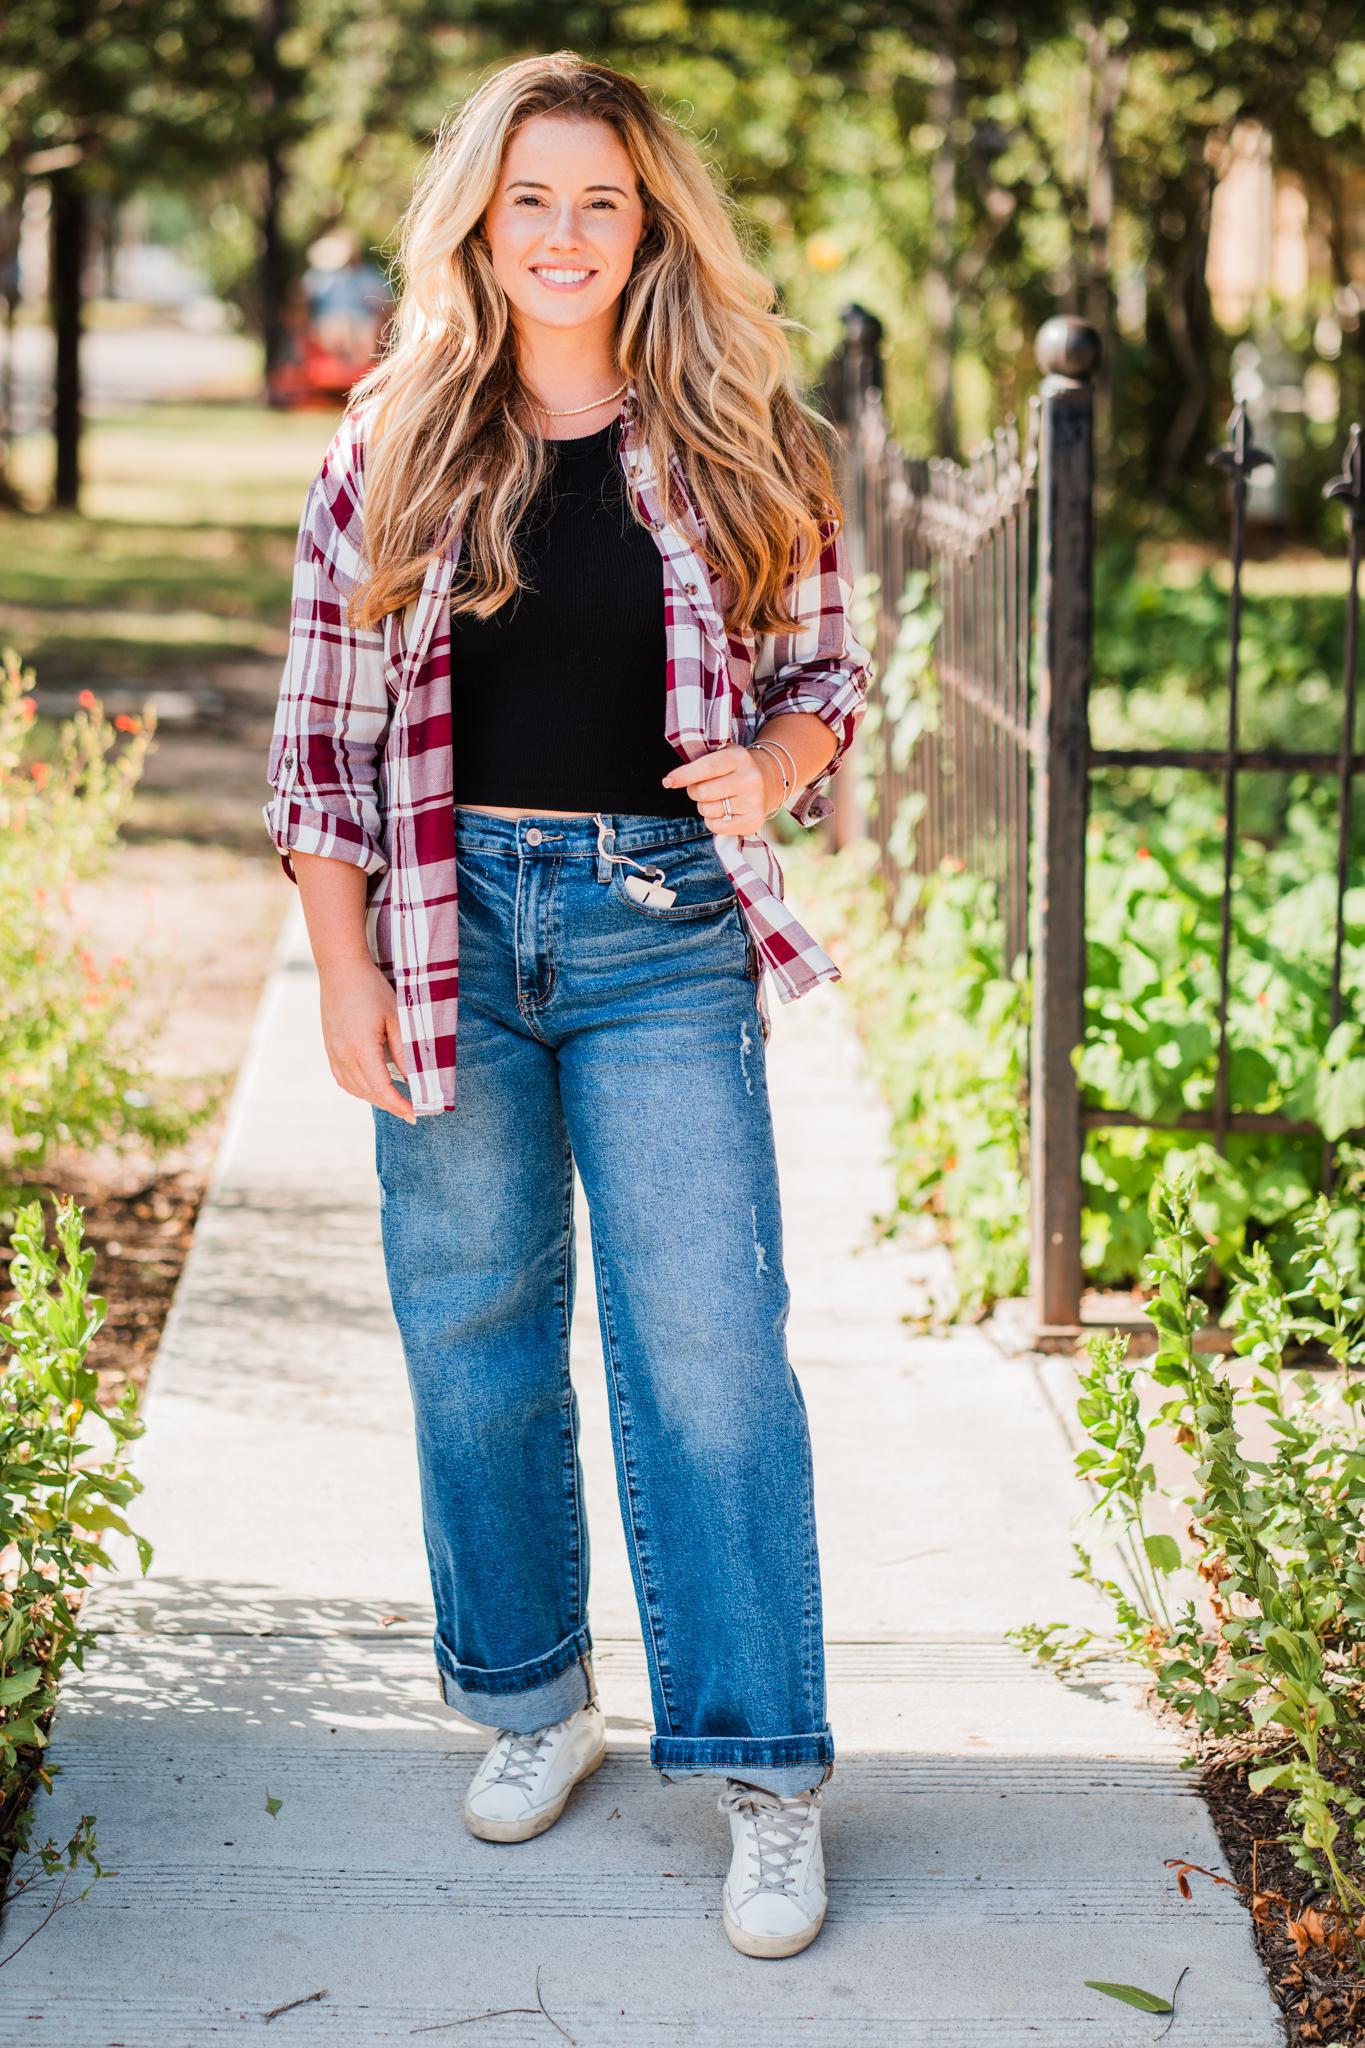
{"left": 0, "top": 645, "right": 222, "bottom": 1220}
{"left": 1013, "top": 1177, "right": 1365, "bottom": 1935}
{"left": 1083, "top": 783, "right": 1363, "bottom": 1290}
{"left": 0, "top": 1194, "right": 149, "bottom": 1897}
{"left": 1093, "top": 551, "right": 1349, "bottom": 779}
{"left": 785, "top": 835, "right": 1030, "bottom": 1314}
{"left": 807, "top": 552, "right": 1364, "bottom": 1305}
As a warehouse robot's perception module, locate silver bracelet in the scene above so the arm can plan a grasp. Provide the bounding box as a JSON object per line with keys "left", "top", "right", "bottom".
{"left": 748, "top": 739, "right": 792, "bottom": 816}
{"left": 757, "top": 734, "right": 799, "bottom": 790}
{"left": 751, "top": 735, "right": 799, "bottom": 812}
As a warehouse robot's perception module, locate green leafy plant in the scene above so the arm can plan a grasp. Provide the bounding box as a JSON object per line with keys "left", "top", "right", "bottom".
{"left": 1014, "top": 1174, "right": 1365, "bottom": 1939}
{"left": 795, "top": 545, "right": 1364, "bottom": 1305}
{"left": 1092, "top": 553, "right": 1350, "bottom": 800}
{"left": 0, "top": 1194, "right": 151, "bottom": 1893}
{"left": 0, "top": 645, "right": 223, "bottom": 1221}
{"left": 1082, "top": 786, "right": 1364, "bottom": 1290}
{"left": 785, "top": 834, "right": 1029, "bottom": 1314}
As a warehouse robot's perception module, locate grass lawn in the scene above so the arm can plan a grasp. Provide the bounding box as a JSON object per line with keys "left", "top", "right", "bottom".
{"left": 1, "top": 403, "right": 338, "bottom": 685}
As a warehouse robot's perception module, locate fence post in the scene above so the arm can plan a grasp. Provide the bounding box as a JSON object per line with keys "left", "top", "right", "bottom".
{"left": 831, "top": 305, "right": 885, "bottom": 847}
{"left": 1029, "top": 316, "right": 1099, "bottom": 1338}
{"left": 834, "top": 302, "right": 885, "bottom": 438}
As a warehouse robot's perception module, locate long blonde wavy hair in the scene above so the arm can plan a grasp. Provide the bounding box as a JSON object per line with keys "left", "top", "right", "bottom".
{"left": 346, "top": 50, "right": 842, "bottom": 638}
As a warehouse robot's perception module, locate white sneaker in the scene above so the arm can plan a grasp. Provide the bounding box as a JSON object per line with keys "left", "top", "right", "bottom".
{"left": 718, "top": 1778, "right": 827, "bottom": 1958}
{"left": 463, "top": 1701, "right": 606, "bottom": 1843}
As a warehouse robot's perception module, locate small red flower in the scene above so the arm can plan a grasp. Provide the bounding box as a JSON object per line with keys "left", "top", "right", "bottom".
{"left": 20, "top": 696, "right": 36, "bottom": 721}
{"left": 30, "top": 760, "right": 49, "bottom": 788}
{"left": 78, "top": 688, "right": 98, "bottom": 711}
{"left": 1137, "top": 846, "right": 1151, "bottom": 860}
{"left": 114, "top": 713, "right": 139, "bottom": 733}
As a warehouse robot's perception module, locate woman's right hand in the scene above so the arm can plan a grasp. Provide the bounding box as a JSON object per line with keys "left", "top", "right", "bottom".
{"left": 319, "top": 957, "right": 417, "bottom": 1124}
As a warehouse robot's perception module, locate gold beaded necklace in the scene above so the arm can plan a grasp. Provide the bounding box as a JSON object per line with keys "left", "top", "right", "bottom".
{"left": 530, "top": 379, "right": 628, "bottom": 418}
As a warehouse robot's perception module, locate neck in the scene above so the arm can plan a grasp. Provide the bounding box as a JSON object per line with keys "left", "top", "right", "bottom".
{"left": 514, "top": 316, "right": 622, "bottom": 418}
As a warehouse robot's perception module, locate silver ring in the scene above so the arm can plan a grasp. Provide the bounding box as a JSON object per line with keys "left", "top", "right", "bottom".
{"left": 722, "top": 795, "right": 732, "bottom": 819}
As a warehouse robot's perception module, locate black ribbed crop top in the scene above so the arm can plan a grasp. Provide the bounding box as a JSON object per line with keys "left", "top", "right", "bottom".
{"left": 448, "top": 418, "right": 697, "bottom": 818}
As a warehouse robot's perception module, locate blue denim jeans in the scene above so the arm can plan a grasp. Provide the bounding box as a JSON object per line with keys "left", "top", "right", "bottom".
{"left": 371, "top": 808, "right": 834, "bottom": 1797}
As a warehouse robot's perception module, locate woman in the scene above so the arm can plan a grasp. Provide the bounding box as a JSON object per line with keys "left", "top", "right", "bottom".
{"left": 262, "top": 50, "right": 871, "bottom": 1961}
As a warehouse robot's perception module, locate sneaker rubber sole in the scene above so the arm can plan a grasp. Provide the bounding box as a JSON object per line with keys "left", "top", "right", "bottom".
{"left": 463, "top": 1740, "right": 605, "bottom": 1843}
{"left": 721, "top": 1894, "right": 827, "bottom": 1959}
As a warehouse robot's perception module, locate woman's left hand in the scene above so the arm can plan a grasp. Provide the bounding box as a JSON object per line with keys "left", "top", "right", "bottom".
{"left": 660, "top": 744, "right": 781, "bottom": 838}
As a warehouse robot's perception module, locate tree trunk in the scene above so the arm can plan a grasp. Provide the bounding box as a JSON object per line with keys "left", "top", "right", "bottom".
{"left": 257, "top": 0, "right": 293, "bottom": 402}
{"left": 1080, "top": 20, "right": 1126, "bottom": 471}
{"left": 49, "top": 167, "right": 85, "bottom": 511}
{"left": 0, "top": 190, "right": 22, "bottom": 507}
{"left": 924, "top": 20, "right": 960, "bottom": 458}
{"left": 1144, "top": 161, "right": 1216, "bottom": 505}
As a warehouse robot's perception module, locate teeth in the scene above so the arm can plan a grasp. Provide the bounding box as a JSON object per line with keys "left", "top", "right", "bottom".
{"left": 534, "top": 268, "right": 592, "bottom": 284}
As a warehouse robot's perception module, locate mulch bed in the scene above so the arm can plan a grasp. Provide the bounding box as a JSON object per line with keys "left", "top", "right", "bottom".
{"left": 1189, "top": 1735, "right": 1365, "bottom": 2044}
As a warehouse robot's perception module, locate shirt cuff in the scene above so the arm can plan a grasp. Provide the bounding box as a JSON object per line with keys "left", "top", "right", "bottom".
{"left": 262, "top": 796, "right": 390, "bottom": 883}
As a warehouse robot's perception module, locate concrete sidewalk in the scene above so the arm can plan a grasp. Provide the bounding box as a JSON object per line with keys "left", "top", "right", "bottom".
{"left": 0, "top": 899, "right": 1281, "bottom": 2045}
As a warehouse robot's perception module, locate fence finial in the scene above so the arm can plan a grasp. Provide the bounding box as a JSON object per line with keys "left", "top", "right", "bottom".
{"left": 1323, "top": 422, "right": 1364, "bottom": 530}
{"left": 1035, "top": 317, "right": 1101, "bottom": 381}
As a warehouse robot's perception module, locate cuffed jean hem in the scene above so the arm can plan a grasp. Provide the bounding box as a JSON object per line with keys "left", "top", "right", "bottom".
{"left": 651, "top": 1729, "right": 836, "bottom": 1799}
{"left": 435, "top": 1626, "right": 595, "bottom": 1735}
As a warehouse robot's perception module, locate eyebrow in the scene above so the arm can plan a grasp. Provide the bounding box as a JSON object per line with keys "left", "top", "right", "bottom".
{"left": 506, "top": 179, "right": 631, "bottom": 196}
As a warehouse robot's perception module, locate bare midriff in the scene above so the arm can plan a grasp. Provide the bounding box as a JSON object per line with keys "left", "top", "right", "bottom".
{"left": 455, "top": 804, "right": 600, "bottom": 819}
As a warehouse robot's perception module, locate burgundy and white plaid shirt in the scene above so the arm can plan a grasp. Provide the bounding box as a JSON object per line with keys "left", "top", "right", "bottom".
{"left": 263, "top": 382, "right": 871, "bottom": 1116}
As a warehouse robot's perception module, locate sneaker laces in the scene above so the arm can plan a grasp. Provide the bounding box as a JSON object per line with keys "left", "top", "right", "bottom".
{"left": 486, "top": 1716, "right": 568, "bottom": 1789}
{"left": 718, "top": 1780, "right": 821, "bottom": 1893}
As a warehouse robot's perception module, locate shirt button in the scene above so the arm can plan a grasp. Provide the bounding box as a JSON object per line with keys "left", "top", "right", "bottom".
{"left": 525, "top": 827, "right": 543, "bottom": 845}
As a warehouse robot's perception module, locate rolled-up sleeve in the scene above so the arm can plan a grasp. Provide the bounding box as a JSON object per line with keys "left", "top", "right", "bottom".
{"left": 262, "top": 417, "right": 392, "bottom": 884}
{"left": 754, "top": 514, "right": 872, "bottom": 827}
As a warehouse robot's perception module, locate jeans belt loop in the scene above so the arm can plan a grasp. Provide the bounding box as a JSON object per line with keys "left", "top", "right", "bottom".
{"left": 593, "top": 810, "right": 616, "bottom": 883}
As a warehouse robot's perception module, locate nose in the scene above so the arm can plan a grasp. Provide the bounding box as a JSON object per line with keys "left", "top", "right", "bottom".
{"left": 543, "top": 200, "right": 582, "bottom": 250}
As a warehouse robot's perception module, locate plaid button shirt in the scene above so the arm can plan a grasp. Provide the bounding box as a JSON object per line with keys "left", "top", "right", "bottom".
{"left": 262, "top": 382, "right": 871, "bottom": 1117}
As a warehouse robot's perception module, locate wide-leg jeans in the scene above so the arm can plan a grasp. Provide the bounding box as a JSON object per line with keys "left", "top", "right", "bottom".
{"left": 371, "top": 808, "right": 834, "bottom": 1797}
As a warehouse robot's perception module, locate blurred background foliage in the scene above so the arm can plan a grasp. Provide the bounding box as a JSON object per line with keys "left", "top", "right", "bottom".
{"left": 3, "top": 4, "right": 1364, "bottom": 535}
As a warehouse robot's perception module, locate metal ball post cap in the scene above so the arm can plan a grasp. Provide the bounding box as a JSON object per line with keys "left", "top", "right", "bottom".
{"left": 1035, "top": 317, "right": 1101, "bottom": 381}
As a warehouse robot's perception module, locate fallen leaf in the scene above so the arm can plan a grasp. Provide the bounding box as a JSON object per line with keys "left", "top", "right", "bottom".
{"left": 1084, "top": 1981, "right": 1173, "bottom": 2015}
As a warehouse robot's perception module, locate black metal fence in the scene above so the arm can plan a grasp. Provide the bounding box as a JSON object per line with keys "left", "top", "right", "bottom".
{"left": 825, "top": 304, "right": 1363, "bottom": 1342}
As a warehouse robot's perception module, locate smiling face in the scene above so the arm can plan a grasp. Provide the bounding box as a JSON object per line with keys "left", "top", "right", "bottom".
{"left": 483, "top": 112, "right": 646, "bottom": 345}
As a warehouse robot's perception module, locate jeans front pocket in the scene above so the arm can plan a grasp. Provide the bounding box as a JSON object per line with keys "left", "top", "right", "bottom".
{"left": 608, "top": 834, "right": 739, "bottom": 923}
